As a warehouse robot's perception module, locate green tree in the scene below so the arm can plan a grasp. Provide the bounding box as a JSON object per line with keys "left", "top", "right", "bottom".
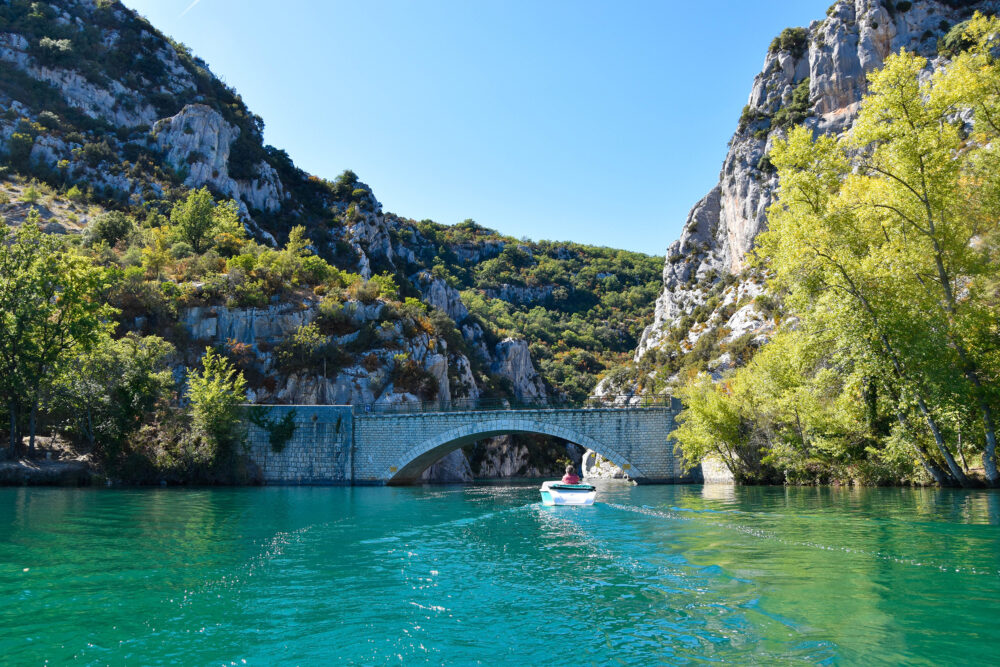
{"left": 170, "top": 187, "right": 215, "bottom": 253}
{"left": 758, "top": 124, "right": 969, "bottom": 486}
{"left": 169, "top": 188, "right": 243, "bottom": 254}
{"left": 673, "top": 374, "right": 751, "bottom": 480}
{"left": 85, "top": 210, "right": 135, "bottom": 247}
{"left": 51, "top": 332, "right": 175, "bottom": 461}
{"left": 0, "top": 221, "right": 113, "bottom": 456}
{"left": 756, "top": 42, "right": 1000, "bottom": 486}
{"left": 186, "top": 348, "right": 247, "bottom": 457}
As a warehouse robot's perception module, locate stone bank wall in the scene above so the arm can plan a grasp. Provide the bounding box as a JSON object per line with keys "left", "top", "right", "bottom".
{"left": 246, "top": 405, "right": 353, "bottom": 484}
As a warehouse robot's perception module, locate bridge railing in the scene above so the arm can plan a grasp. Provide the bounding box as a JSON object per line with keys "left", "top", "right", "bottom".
{"left": 352, "top": 394, "right": 678, "bottom": 415}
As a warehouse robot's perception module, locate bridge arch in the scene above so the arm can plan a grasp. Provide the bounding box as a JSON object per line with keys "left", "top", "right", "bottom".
{"left": 385, "top": 416, "right": 645, "bottom": 484}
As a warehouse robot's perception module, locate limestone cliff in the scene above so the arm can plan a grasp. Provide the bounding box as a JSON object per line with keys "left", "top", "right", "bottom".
{"left": 636, "top": 0, "right": 1000, "bottom": 363}
{"left": 152, "top": 104, "right": 285, "bottom": 214}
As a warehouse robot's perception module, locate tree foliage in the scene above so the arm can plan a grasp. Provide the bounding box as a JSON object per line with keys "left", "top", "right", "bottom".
{"left": 169, "top": 187, "right": 243, "bottom": 253}
{"left": 51, "top": 332, "right": 175, "bottom": 462}
{"left": 187, "top": 348, "right": 248, "bottom": 456}
{"left": 0, "top": 221, "right": 113, "bottom": 455}
{"left": 675, "top": 17, "right": 1000, "bottom": 487}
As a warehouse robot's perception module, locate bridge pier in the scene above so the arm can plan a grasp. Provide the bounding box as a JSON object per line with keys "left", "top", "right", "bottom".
{"left": 244, "top": 404, "right": 693, "bottom": 485}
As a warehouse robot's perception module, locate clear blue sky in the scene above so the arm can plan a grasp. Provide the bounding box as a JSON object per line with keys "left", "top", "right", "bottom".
{"left": 122, "top": 0, "right": 829, "bottom": 255}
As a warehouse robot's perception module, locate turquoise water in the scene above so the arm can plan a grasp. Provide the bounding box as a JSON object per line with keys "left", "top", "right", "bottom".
{"left": 1, "top": 483, "right": 999, "bottom": 665}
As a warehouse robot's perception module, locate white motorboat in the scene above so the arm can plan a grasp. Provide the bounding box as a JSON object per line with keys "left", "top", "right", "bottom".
{"left": 540, "top": 481, "right": 597, "bottom": 506}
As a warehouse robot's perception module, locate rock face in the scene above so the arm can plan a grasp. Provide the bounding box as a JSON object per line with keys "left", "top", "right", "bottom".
{"left": 483, "top": 284, "right": 555, "bottom": 304}
{"left": 178, "top": 298, "right": 487, "bottom": 410}
{"left": 700, "top": 457, "right": 735, "bottom": 484}
{"left": 0, "top": 5, "right": 292, "bottom": 221}
{"left": 421, "top": 450, "right": 474, "bottom": 483}
{"left": 177, "top": 298, "right": 559, "bottom": 481}
{"left": 475, "top": 436, "right": 535, "bottom": 478}
{"left": 581, "top": 450, "right": 626, "bottom": 480}
{"left": 181, "top": 301, "right": 316, "bottom": 347}
{"left": 472, "top": 436, "right": 583, "bottom": 479}
{"left": 342, "top": 194, "right": 394, "bottom": 275}
{"left": 492, "top": 338, "right": 546, "bottom": 400}
{"left": 153, "top": 105, "right": 285, "bottom": 213}
{"left": 412, "top": 271, "right": 469, "bottom": 321}
{"left": 0, "top": 31, "right": 161, "bottom": 128}
{"left": 637, "top": 0, "right": 999, "bottom": 360}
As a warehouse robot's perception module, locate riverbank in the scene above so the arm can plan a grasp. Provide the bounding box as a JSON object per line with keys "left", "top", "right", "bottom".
{"left": 1, "top": 435, "right": 985, "bottom": 489}
{"left": 0, "top": 437, "right": 97, "bottom": 486}
{"left": 0, "top": 458, "right": 93, "bottom": 486}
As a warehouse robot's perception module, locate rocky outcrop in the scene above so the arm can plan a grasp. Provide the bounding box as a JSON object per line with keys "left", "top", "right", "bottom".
{"left": 0, "top": 459, "right": 93, "bottom": 486}
{"left": 452, "top": 240, "right": 505, "bottom": 264}
{"left": 181, "top": 301, "right": 316, "bottom": 347}
{"left": 581, "top": 450, "right": 626, "bottom": 480}
{"left": 272, "top": 366, "right": 382, "bottom": 406}
{"left": 637, "top": 0, "right": 999, "bottom": 361}
{"left": 449, "top": 353, "right": 481, "bottom": 400}
{"left": 176, "top": 294, "right": 560, "bottom": 480}
{"left": 491, "top": 338, "right": 546, "bottom": 400}
{"left": 701, "top": 457, "right": 735, "bottom": 484}
{"left": 412, "top": 271, "right": 469, "bottom": 321}
{"left": 0, "top": 6, "right": 295, "bottom": 220}
{"left": 483, "top": 284, "right": 555, "bottom": 304}
{"left": 0, "top": 32, "right": 161, "bottom": 128}
{"left": 469, "top": 437, "right": 583, "bottom": 479}
{"left": 153, "top": 104, "right": 285, "bottom": 213}
{"left": 474, "top": 435, "right": 535, "bottom": 478}
{"left": 423, "top": 352, "right": 451, "bottom": 403}
{"left": 342, "top": 204, "right": 394, "bottom": 273}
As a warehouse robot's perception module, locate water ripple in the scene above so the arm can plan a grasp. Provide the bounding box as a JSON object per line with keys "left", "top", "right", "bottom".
{"left": 0, "top": 485, "right": 997, "bottom": 664}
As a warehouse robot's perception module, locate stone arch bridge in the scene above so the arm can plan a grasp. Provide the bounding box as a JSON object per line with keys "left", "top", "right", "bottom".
{"left": 244, "top": 402, "right": 691, "bottom": 485}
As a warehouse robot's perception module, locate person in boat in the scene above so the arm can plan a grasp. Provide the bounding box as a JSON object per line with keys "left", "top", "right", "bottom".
{"left": 561, "top": 464, "right": 580, "bottom": 485}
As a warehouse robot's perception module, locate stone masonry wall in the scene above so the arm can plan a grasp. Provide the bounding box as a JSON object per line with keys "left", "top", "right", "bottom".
{"left": 245, "top": 405, "right": 353, "bottom": 484}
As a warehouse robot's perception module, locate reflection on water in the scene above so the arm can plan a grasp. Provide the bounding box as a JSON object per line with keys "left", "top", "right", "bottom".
{"left": 0, "top": 483, "right": 998, "bottom": 665}
{"left": 700, "top": 482, "right": 737, "bottom": 502}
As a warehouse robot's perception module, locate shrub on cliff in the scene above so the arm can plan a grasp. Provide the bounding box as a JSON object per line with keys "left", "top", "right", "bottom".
{"left": 391, "top": 355, "right": 439, "bottom": 400}
{"left": 274, "top": 323, "right": 329, "bottom": 374}
{"left": 769, "top": 27, "right": 808, "bottom": 58}
{"left": 938, "top": 19, "right": 974, "bottom": 58}
{"left": 772, "top": 78, "right": 811, "bottom": 129}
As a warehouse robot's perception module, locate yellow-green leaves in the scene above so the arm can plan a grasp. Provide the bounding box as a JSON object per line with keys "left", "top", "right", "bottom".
{"left": 187, "top": 348, "right": 248, "bottom": 455}
{"left": 736, "top": 32, "right": 1000, "bottom": 485}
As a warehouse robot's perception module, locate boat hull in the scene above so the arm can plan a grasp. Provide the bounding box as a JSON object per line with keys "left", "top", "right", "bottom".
{"left": 540, "top": 481, "right": 596, "bottom": 506}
